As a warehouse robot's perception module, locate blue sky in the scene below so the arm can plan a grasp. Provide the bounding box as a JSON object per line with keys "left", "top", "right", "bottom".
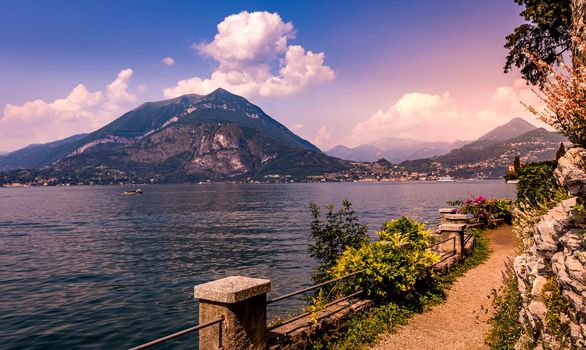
{"left": 0, "top": 0, "right": 539, "bottom": 152}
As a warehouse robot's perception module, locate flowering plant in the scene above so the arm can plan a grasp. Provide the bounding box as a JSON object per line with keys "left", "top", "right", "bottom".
{"left": 523, "top": 42, "right": 586, "bottom": 147}
{"left": 457, "top": 196, "right": 512, "bottom": 227}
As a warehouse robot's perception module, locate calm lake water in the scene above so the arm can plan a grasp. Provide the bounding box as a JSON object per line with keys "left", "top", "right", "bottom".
{"left": 0, "top": 181, "right": 516, "bottom": 349}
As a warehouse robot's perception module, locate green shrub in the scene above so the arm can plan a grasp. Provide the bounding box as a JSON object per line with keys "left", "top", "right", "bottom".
{"left": 330, "top": 217, "right": 438, "bottom": 301}
{"left": 516, "top": 161, "right": 562, "bottom": 205}
{"left": 318, "top": 228, "right": 492, "bottom": 350}
{"left": 309, "top": 200, "right": 368, "bottom": 284}
{"left": 542, "top": 276, "right": 577, "bottom": 349}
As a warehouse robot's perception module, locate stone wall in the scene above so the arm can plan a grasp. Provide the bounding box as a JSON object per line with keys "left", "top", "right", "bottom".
{"left": 513, "top": 148, "right": 586, "bottom": 348}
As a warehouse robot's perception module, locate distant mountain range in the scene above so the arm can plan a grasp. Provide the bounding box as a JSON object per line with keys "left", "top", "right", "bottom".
{"left": 327, "top": 138, "right": 469, "bottom": 163}
{"left": 400, "top": 118, "right": 568, "bottom": 178}
{"left": 326, "top": 117, "right": 542, "bottom": 163}
{"left": 0, "top": 98, "right": 568, "bottom": 183}
{"left": 0, "top": 88, "right": 348, "bottom": 181}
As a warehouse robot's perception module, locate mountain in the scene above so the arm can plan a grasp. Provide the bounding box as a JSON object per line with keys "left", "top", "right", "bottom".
{"left": 476, "top": 117, "right": 537, "bottom": 142}
{"left": 327, "top": 138, "right": 469, "bottom": 163}
{"left": 1, "top": 88, "right": 348, "bottom": 181}
{"left": 401, "top": 127, "right": 568, "bottom": 178}
{"left": 327, "top": 118, "right": 537, "bottom": 163}
{"left": 0, "top": 134, "right": 87, "bottom": 171}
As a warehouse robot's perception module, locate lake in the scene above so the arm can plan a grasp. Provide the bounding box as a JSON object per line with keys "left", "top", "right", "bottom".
{"left": 0, "top": 181, "right": 516, "bottom": 349}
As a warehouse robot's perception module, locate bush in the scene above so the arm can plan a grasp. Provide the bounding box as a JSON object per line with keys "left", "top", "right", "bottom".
{"left": 329, "top": 217, "right": 438, "bottom": 301}
{"left": 516, "top": 161, "right": 565, "bottom": 206}
{"left": 309, "top": 200, "right": 368, "bottom": 284}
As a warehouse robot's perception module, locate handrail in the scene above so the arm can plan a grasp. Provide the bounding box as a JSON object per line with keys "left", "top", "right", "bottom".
{"left": 129, "top": 316, "right": 224, "bottom": 350}
{"left": 424, "top": 236, "right": 456, "bottom": 251}
{"left": 267, "top": 270, "right": 362, "bottom": 304}
{"left": 267, "top": 290, "right": 363, "bottom": 332}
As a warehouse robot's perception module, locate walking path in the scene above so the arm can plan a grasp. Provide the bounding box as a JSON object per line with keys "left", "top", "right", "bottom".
{"left": 372, "top": 225, "right": 516, "bottom": 350}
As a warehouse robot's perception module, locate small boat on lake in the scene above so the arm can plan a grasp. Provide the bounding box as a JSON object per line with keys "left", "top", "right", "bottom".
{"left": 123, "top": 189, "right": 143, "bottom": 195}
{"left": 437, "top": 176, "right": 455, "bottom": 182}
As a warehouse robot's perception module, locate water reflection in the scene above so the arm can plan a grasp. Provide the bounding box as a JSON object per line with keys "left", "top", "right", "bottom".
{"left": 0, "top": 181, "right": 516, "bottom": 349}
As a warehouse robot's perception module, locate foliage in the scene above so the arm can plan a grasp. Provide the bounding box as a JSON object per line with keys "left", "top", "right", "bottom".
{"left": 309, "top": 200, "right": 368, "bottom": 284}
{"left": 556, "top": 142, "right": 566, "bottom": 161}
{"left": 516, "top": 161, "right": 565, "bottom": 205}
{"left": 523, "top": 45, "right": 586, "bottom": 147}
{"left": 486, "top": 261, "right": 523, "bottom": 349}
{"left": 458, "top": 196, "right": 513, "bottom": 226}
{"left": 504, "top": 0, "right": 572, "bottom": 85}
{"left": 541, "top": 276, "right": 577, "bottom": 349}
{"left": 329, "top": 217, "right": 438, "bottom": 301}
{"left": 514, "top": 155, "right": 521, "bottom": 173}
{"left": 316, "top": 228, "right": 492, "bottom": 350}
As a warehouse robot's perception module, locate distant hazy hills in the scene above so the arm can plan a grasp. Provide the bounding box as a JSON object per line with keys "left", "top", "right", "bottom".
{"left": 327, "top": 138, "right": 469, "bottom": 163}
{"left": 401, "top": 118, "right": 568, "bottom": 178}
{"left": 326, "top": 117, "right": 542, "bottom": 163}
{"left": 0, "top": 88, "right": 348, "bottom": 180}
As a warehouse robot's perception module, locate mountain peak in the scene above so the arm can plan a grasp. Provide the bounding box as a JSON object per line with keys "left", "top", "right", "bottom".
{"left": 477, "top": 117, "right": 537, "bottom": 142}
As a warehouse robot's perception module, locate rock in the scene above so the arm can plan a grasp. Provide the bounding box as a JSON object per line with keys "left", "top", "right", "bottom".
{"left": 565, "top": 255, "right": 586, "bottom": 286}
{"left": 531, "top": 276, "right": 548, "bottom": 299}
{"left": 562, "top": 289, "right": 585, "bottom": 314}
{"left": 528, "top": 300, "right": 547, "bottom": 321}
{"left": 560, "top": 229, "right": 584, "bottom": 251}
{"left": 534, "top": 221, "right": 558, "bottom": 253}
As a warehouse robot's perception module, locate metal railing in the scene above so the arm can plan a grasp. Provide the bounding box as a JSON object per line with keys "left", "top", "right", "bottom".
{"left": 425, "top": 236, "right": 457, "bottom": 267}
{"left": 266, "top": 271, "right": 364, "bottom": 333}
{"left": 129, "top": 316, "right": 224, "bottom": 350}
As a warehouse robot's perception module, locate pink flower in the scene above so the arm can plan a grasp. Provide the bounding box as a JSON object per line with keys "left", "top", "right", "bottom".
{"left": 465, "top": 198, "right": 472, "bottom": 204}
{"left": 474, "top": 195, "right": 486, "bottom": 203}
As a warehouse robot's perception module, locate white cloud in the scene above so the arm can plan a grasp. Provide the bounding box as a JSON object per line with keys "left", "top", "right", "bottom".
{"left": 163, "top": 11, "right": 334, "bottom": 98}
{"left": 290, "top": 123, "right": 304, "bottom": 132}
{"left": 0, "top": 69, "right": 137, "bottom": 151}
{"left": 162, "top": 56, "right": 175, "bottom": 66}
{"left": 313, "top": 126, "right": 332, "bottom": 149}
{"left": 348, "top": 79, "right": 546, "bottom": 146}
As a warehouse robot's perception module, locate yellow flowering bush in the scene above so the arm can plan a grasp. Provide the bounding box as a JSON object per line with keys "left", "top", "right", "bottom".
{"left": 330, "top": 217, "right": 439, "bottom": 301}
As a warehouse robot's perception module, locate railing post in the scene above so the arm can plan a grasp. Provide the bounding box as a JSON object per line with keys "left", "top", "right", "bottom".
{"left": 437, "top": 223, "right": 466, "bottom": 257}
{"left": 194, "top": 276, "right": 271, "bottom": 350}
{"left": 439, "top": 208, "right": 457, "bottom": 224}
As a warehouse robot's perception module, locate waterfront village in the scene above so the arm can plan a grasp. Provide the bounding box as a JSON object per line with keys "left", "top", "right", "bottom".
{"left": 0, "top": 158, "right": 511, "bottom": 187}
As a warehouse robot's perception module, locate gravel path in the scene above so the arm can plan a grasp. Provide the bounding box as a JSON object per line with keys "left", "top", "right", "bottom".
{"left": 372, "top": 225, "right": 516, "bottom": 350}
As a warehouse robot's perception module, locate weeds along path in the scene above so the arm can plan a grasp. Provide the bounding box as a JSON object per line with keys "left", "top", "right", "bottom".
{"left": 372, "top": 225, "right": 516, "bottom": 350}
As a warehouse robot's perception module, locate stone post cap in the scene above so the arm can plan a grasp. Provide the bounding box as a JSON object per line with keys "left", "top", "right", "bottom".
{"left": 438, "top": 223, "right": 466, "bottom": 232}
{"left": 439, "top": 208, "right": 457, "bottom": 214}
{"left": 194, "top": 276, "right": 271, "bottom": 303}
{"left": 445, "top": 214, "right": 469, "bottom": 220}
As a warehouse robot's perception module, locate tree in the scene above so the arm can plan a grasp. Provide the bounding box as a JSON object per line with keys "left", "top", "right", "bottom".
{"left": 514, "top": 155, "right": 521, "bottom": 173}
{"left": 504, "top": 0, "right": 572, "bottom": 85}
{"left": 308, "top": 200, "right": 368, "bottom": 283}
{"left": 556, "top": 143, "right": 566, "bottom": 160}
{"left": 573, "top": 0, "right": 586, "bottom": 67}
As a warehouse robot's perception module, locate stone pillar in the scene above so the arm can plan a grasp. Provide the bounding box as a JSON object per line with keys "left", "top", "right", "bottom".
{"left": 438, "top": 223, "right": 466, "bottom": 257}
{"left": 444, "top": 213, "right": 468, "bottom": 225}
{"left": 194, "top": 276, "right": 271, "bottom": 350}
{"left": 439, "top": 208, "right": 457, "bottom": 224}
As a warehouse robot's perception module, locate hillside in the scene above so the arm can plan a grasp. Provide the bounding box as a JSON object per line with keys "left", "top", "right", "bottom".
{"left": 0, "top": 134, "right": 87, "bottom": 171}
{"left": 401, "top": 127, "right": 568, "bottom": 178}
{"left": 0, "top": 88, "right": 349, "bottom": 182}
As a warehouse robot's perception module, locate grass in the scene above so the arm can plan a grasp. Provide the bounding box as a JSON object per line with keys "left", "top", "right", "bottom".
{"left": 312, "top": 228, "right": 492, "bottom": 350}
{"left": 485, "top": 261, "right": 523, "bottom": 349}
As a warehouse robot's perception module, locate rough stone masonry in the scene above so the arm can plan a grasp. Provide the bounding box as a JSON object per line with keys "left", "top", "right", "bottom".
{"left": 513, "top": 147, "right": 586, "bottom": 348}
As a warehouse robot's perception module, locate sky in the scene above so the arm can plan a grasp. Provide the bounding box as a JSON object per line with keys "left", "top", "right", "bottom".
{"left": 0, "top": 0, "right": 547, "bottom": 152}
